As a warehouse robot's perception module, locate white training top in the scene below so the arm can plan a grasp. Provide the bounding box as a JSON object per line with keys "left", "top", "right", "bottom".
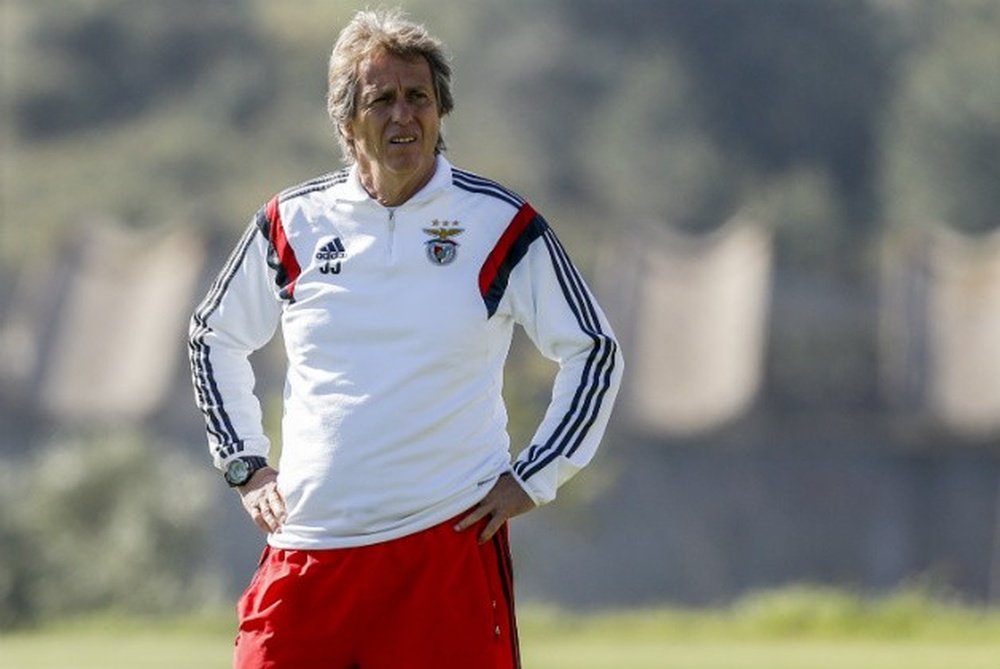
{"left": 189, "top": 156, "right": 623, "bottom": 549}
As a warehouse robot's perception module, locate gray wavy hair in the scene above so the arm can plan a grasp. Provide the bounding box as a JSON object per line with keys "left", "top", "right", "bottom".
{"left": 327, "top": 8, "right": 454, "bottom": 163}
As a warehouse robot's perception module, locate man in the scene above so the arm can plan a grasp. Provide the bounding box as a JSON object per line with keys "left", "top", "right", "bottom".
{"left": 189, "top": 8, "right": 622, "bottom": 668}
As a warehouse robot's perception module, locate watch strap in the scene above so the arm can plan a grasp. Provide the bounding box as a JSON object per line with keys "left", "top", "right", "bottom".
{"left": 224, "top": 456, "right": 269, "bottom": 487}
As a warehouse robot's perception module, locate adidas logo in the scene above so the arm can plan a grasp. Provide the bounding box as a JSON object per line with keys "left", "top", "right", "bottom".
{"left": 316, "top": 237, "right": 346, "bottom": 274}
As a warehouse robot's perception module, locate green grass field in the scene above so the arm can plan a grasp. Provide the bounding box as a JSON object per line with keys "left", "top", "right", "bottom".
{"left": 3, "top": 589, "right": 1000, "bottom": 668}
{"left": 3, "top": 631, "right": 999, "bottom": 669}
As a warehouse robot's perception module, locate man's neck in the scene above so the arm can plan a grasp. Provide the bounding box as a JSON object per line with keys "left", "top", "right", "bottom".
{"left": 357, "top": 158, "right": 437, "bottom": 207}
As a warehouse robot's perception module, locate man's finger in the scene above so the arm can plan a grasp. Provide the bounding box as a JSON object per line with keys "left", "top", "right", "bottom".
{"left": 478, "top": 514, "right": 505, "bottom": 544}
{"left": 246, "top": 494, "right": 279, "bottom": 534}
{"left": 454, "top": 504, "right": 491, "bottom": 532}
{"left": 266, "top": 496, "right": 287, "bottom": 530}
{"left": 267, "top": 490, "right": 287, "bottom": 521}
{"left": 253, "top": 512, "right": 272, "bottom": 534}
{"left": 259, "top": 505, "right": 274, "bottom": 531}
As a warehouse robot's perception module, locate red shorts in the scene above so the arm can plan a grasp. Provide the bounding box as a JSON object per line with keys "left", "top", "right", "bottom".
{"left": 233, "top": 512, "right": 520, "bottom": 668}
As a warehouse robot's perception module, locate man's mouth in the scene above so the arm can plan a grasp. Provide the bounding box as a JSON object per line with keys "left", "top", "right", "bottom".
{"left": 389, "top": 136, "right": 417, "bottom": 145}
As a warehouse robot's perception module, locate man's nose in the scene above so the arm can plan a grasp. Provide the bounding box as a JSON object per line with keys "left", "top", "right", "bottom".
{"left": 390, "top": 99, "right": 414, "bottom": 123}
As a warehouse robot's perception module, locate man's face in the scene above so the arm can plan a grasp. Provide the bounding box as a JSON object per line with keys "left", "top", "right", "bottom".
{"left": 345, "top": 49, "right": 440, "bottom": 182}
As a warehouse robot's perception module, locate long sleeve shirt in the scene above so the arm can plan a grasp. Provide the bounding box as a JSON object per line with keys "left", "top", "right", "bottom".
{"left": 189, "top": 156, "right": 623, "bottom": 549}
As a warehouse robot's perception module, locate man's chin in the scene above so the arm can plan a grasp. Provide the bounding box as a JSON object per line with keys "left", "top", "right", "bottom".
{"left": 383, "top": 155, "right": 435, "bottom": 178}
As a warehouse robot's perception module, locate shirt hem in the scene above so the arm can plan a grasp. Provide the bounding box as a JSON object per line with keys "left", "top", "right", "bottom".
{"left": 264, "top": 487, "right": 489, "bottom": 550}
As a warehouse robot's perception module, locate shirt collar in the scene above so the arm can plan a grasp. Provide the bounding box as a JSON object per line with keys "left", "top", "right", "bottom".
{"left": 341, "top": 155, "right": 453, "bottom": 205}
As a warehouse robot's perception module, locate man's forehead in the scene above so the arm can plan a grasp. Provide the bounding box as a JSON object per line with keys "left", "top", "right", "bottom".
{"left": 357, "top": 51, "right": 432, "bottom": 88}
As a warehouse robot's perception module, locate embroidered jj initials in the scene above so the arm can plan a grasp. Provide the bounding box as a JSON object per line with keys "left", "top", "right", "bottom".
{"left": 316, "top": 237, "right": 346, "bottom": 274}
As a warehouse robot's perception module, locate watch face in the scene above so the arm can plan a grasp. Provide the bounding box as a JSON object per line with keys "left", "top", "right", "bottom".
{"left": 226, "top": 459, "right": 250, "bottom": 485}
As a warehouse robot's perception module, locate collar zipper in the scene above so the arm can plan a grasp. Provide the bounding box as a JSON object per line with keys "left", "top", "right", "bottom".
{"left": 386, "top": 208, "right": 396, "bottom": 260}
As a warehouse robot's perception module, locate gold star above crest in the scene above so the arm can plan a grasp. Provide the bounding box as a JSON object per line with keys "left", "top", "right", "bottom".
{"left": 423, "top": 220, "right": 464, "bottom": 241}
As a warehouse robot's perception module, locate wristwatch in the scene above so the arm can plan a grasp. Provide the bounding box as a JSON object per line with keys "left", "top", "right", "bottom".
{"left": 223, "top": 456, "right": 268, "bottom": 487}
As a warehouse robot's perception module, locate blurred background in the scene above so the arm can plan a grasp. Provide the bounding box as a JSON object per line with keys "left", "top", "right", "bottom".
{"left": 2, "top": 0, "right": 1000, "bottom": 630}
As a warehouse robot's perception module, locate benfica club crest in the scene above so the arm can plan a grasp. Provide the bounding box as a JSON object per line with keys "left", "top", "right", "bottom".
{"left": 422, "top": 220, "right": 464, "bottom": 265}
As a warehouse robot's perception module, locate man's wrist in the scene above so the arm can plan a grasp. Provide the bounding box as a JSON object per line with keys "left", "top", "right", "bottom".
{"left": 223, "top": 456, "right": 269, "bottom": 487}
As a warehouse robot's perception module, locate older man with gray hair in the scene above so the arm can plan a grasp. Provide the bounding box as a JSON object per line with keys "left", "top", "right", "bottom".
{"left": 189, "top": 7, "right": 622, "bottom": 668}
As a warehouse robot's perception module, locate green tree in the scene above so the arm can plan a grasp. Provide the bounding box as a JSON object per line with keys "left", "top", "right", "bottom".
{"left": 12, "top": 0, "right": 271, "bottom": 138}
{"left": 555, "top": 0, "right": 897, "bottom": 229}
{"left": 881, "top": 2, "right": 1000, "bottom": 233}
{"left": 0, "top": 434, "right": 220, "bottom": 628}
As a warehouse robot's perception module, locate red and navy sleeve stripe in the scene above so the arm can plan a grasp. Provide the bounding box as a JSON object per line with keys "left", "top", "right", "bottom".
{"left": 512, "top": 226, "right": 619, "bottom": 482}
{"left": 479, "top": 203, "right": 547, "bottom": 318}
{"left": 256, "top": 196, "right": 301, "bottom": 303}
